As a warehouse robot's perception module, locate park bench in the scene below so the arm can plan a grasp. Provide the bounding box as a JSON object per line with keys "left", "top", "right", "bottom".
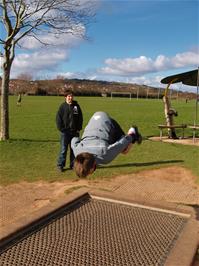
{"left": 188, "top": 125, "right": 199, "bottom": 142}
{"left": 158, "top": 124, "right": 187, "bottom": 140}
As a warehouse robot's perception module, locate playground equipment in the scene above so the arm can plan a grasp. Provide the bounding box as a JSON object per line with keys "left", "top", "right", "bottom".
{"left": 161, "top": 68, "right": 199, "bottom": 139}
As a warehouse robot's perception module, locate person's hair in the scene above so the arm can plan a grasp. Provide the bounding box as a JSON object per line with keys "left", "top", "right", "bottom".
{"left": 73, "top": 152, "right": 95, "bottom": 178}
{"left": 63, "top": 89, "right": 73, "bottom": 97}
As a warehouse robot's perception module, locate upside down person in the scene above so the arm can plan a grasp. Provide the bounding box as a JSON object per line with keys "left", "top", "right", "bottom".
{"left": 71, "top": 111, "right": 142, "bottom": 178}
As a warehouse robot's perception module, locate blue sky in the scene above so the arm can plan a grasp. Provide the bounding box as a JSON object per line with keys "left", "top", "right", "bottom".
{"left": 1, "top": 0, "right": 199, "bottom": 91}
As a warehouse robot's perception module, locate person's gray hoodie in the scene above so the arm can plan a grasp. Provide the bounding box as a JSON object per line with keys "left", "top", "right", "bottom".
{"left": 71, "top": 112, "right": 132, "bottom": 165}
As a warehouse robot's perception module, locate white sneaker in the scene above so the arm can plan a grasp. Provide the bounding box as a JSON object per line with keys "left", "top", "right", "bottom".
{"left": 128, "top": 127, "right": 136, "bottom": 135}
{"left": 128, "top": 126, "right": 142, "bottom": 144}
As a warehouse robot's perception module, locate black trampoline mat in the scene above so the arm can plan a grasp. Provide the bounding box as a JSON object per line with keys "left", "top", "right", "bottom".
{"left": 0, "top": 195, "right": 188, "bottom": 266}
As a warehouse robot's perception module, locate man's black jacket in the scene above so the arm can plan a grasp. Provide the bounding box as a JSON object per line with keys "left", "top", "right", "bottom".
{"left": 56, "top": 100, "right": 83, "bottom": 133}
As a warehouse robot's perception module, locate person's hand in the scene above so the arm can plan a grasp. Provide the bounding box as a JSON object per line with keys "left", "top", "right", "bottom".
{"left": 121, "top": 143, "right": 132, "bottom": 154}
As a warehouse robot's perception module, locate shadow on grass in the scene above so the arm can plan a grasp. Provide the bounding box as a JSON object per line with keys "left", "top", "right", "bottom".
{"left": 99, "top": 160, "right": 184, "bottom": 169}
{"left": 10, "top": 138, "right": 59, "bottom": 143}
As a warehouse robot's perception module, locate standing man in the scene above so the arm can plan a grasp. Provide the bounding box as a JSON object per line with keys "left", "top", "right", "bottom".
{"left": 17, "top": 93, "right": 22, "bottom": 106}
{"left": 56, "top": 90, "right": 83, "bottom": 172}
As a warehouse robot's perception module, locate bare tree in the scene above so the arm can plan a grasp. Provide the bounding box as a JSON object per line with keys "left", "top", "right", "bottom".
{"left": 17, "top": 72, "right": 33, "bottom": 81}
{"left": 56, "top": 75, "right": 65, "bottom": 80}
{"left": 0, "top": 0, "right": 96, "bottom": 140}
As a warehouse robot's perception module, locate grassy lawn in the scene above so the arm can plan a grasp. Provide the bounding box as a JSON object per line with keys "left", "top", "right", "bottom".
{"left": 0, "top": 95, "right": 198, "bottom": 185}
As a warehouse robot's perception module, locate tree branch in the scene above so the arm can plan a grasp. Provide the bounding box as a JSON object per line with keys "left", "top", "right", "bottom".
{"left": 2, "top": 0, "right": 13, "bottom": 36}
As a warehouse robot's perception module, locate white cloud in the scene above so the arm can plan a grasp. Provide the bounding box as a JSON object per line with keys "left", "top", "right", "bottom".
{"left": 19, "top": 29, "right": 85, "bottom": 50}
{"left": 171, "top": 51, "right": 199, "bottom": 67}
{"left": 121, "top": 74, "right": 196, "bottom": 93}
{"left": 11, "top": 49, "right": 68, "bottom": 77}
{"left": 99, "top": 50, "right": 199, "bottom": 76}
{"left": 101, "top": 56, "right": 153, "bottom": 75}
{"left": 11, "top": 30, "right": 86, "bottom": 77}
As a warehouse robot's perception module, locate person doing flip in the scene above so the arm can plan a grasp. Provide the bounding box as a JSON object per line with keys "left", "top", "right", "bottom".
{"left": 71, "top": 111, "right": 142, "bottom": 178}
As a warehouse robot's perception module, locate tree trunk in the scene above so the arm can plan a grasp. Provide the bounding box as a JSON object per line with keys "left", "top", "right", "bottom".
{"left": 1, "top": 63, "right": 11, "bottom": 140}
{"left": 163, "top": 96, "right": 176, "bottom": 138}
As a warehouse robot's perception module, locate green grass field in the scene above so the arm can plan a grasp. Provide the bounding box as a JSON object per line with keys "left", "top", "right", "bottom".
{"left": 0, "top": 95, "right": 198, "bottom": 185}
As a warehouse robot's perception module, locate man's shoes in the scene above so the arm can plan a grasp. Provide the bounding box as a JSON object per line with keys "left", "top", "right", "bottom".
{"left": 128, "top": 126, "right": 142, "bottom": 144}
{"left": 57, "top": 166, "right": 64, "bottom": 172}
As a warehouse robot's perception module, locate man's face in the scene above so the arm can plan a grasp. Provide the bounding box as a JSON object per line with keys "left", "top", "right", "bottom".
{"left": 65, "top": 94, "right": 73, "bottom": 104}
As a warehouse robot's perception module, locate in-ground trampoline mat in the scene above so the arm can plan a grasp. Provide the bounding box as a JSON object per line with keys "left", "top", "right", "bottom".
{"left": 0, "top": 194, "right": 188, "bottom": 266}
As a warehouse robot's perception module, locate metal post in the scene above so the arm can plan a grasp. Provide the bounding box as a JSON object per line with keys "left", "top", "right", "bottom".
{"left": 137, "top": 87, "right": 139, "bottom": 100}
{"left": 195, "top": 67, "right": 199, "bottom": 126}
{"left": 158, "top": 87, "right": 160, "bottom": 99}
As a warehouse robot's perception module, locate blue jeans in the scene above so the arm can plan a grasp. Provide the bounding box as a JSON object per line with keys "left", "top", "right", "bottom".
{"left": 57, "top": 132, "right": 76, "bottom": 169}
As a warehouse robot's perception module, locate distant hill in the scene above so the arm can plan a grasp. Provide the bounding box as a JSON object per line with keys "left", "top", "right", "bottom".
{"left": 1, "top": 77, "right": 196, "bottom": 100}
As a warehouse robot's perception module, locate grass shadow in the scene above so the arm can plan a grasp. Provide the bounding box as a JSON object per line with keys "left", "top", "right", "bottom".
{"left": 10, "top": 138, "right": 59, "bottom": 143}
{"left": 99, "top": 160, "right": 184, "bottom": 169}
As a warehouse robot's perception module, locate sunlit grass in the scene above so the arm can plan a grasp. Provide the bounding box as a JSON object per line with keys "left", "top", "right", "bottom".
{"left": 0, "top": 95, "right": 198, "bottom": 185}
